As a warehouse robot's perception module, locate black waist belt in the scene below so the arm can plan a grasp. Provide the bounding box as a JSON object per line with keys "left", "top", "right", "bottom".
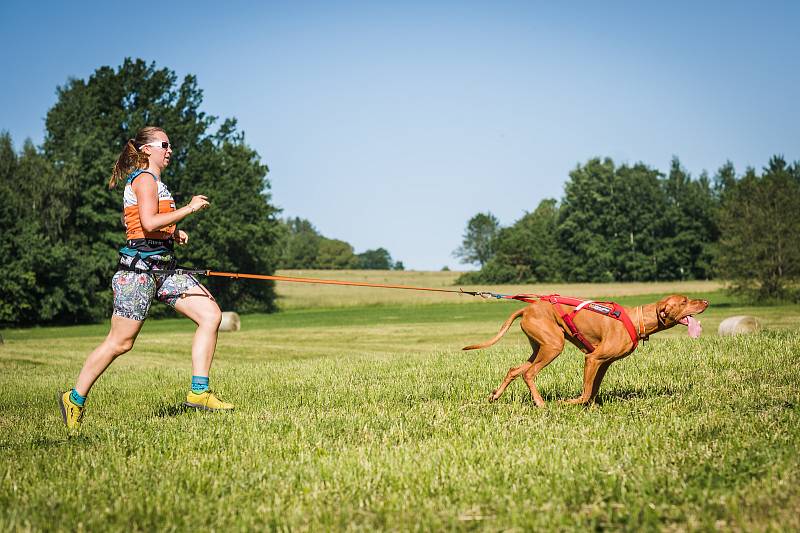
{"left": 117, "top": 254, "right": 177, "bottom": 273}
{"left": 126, "top": 238, "right": 174, "bottom": 252}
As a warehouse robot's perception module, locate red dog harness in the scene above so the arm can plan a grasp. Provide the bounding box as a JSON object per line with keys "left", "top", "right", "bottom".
{"left": 510, "top": 294, "right": 639, "bottom": 353}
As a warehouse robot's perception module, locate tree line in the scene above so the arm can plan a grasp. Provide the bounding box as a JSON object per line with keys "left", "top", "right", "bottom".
{"left": 455, "top": 156, "right": 800, "bottom": 301}
{"left": 280, "top": 217, "right": 403, "bottom": 270}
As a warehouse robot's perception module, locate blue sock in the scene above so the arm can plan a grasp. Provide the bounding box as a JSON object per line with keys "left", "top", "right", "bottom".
{"left": 191, "top": 375, "right": 209, "bottom": 394}
{"left": 70, "top": 388, "right": 86, "bottom": 407}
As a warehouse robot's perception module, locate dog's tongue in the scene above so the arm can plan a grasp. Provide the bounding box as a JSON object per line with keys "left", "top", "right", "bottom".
{"left": 687, "top": 315, "right": 702, "bottom": 338}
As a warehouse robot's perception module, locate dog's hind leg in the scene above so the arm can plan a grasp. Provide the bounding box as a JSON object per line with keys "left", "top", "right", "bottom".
{"left": 488, "top": 345, "right": 539, "bottom": 402}
{"left": 517, "top": 316, "right": 565, "bottom": 407}
{"left": 521, "top": 345, "right": 563, "bottom": 407}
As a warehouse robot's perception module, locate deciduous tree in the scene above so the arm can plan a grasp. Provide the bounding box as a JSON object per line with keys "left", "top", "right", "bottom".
{"left": 357, "top": 248, "right": 394, "bottom": 270}
{"left": 716, "top": 157, "right": 800, "bottom": 300}
{"left": 453, "top": 212, "right": 500, "bottom": 267}
{"left": 464, "top": 199, "right": 560, "bottom": 283}
{"left": 41, "top": 58, "right": 281, "bottom": 320}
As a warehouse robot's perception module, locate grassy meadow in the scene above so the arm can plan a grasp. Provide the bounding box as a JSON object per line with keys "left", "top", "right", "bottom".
{"left": 1, "top": 271, "right": 799, "bottom": 531}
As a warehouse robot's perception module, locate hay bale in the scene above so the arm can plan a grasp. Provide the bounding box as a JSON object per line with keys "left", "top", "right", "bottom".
{"left": 218, "top": 311, "right": 241, "bottom": 332}
{"left": 718, "top": 315, "right": 761, "bottom": 336}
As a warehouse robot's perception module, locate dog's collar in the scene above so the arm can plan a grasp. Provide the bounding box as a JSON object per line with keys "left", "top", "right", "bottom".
{"left": 636, "top": 306, "right": 651, "bottom": 342}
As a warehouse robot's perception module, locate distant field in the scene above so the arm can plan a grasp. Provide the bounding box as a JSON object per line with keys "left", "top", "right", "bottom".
{"left": 1, "top": 273, "right": 798, "bottom": 530}
{"left": 274, "top": 269, "right": 725, "bottom": 309}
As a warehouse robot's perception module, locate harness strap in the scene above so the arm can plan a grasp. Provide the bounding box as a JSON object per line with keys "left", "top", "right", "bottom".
{"left": 615, "top": 303, "right": 639, "bottom": 351}
{"left": 553, "top": 302, "right": 597, "bottom": 353}
{"left": 116, "top": 257, "right": 213, "bottom": 300}
{"left": 179, "top": 283, "right": 215, "bottom": 301}
{"left": 510, "top": 294, "right": 639, "bottom": 353}
{"left": 116, "top": 253, "right": 177, "bottom": 274}
{"left": 126, "top": 169, "right": 159, "bottom": 184}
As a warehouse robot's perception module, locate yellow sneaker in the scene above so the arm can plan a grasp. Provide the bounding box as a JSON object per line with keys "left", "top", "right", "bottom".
{"left": 184, "top": 390, "right": 234, "bottom": 411}
{"left": 57, "top": 390, "right": 85, "bottom": 429}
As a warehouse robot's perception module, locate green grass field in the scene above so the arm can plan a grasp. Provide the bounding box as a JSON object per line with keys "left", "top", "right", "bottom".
{"left": 1, "top": 272, "right": 799, "bottom": 531}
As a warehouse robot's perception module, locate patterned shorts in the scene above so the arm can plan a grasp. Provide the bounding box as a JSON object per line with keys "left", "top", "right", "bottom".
{"left": 112, "top": 269, "right": 201, "bottom": 321}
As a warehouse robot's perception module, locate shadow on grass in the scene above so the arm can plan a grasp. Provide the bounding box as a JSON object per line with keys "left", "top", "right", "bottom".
{"left": 0, "top": 358, "right": 46, "bottom": 367}
{"left": 152, "top": 403, "right": 188, "bottom": 418}
{"left": 1, "top": 434, "right": 92, "bottom": 451}
{"left": 594, "top": 385, "right": 682, "bottom": 405}
{"left": 152, "top": 402, "right": 239, "bottom": 418}
{"left": 496, "top": 385, "right": 684, "bottom": 406}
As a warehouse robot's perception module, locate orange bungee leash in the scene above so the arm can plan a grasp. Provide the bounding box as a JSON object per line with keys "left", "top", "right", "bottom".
{"left": 173, "top": 268, "right": 488, "bottom": 296}
{"left": 170, "top": 268, "right": 641, "bottom": 352}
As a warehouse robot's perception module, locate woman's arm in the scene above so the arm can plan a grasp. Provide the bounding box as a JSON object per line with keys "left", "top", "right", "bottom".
{"left": 133, "top": 177, "right": 209, "bottom": 233}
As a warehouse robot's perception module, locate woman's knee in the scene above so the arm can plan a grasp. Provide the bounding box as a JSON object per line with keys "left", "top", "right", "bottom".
{"left": 108, "top": 337, "right": 135, "bottom": 357}
{"left": 199, "top": 305, "right": 222, "bottom": 329}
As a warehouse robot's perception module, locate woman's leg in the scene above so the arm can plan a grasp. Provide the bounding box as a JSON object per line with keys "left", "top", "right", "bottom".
{"left": 162, "top": 276, "right": 231, "bottom": 410}
{"left": 173, "top": 284, "right": 222, "bottom": 377}
{"left": 74, "top": 315, "right": 144, "bottom": 396}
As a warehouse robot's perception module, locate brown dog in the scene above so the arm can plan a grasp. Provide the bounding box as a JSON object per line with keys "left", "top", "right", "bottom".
{"left": 463, "top": 294, "right": 709, "bottom": 406}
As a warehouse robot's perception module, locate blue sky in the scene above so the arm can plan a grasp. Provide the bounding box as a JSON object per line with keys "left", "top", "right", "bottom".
{"left": 2, "top": 1, "right": 798, "bottom": 270}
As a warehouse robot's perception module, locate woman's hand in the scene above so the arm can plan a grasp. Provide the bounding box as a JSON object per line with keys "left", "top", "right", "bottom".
{"left": 188, "top": 195, "right": 210, "bottom": 213}
{"left": 133, "top": 177, "right": 209, "bottom": 231}
{"left": 175, "top": 229, "right": 189, "bottom": 245}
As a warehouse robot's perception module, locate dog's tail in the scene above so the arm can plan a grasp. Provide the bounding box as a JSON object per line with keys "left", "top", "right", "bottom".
{"left": 462, "top": 307, "right": 526, "bottom": 350}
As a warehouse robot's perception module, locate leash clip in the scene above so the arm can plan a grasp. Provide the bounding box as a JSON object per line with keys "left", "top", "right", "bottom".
{"left": 476, "top": 291, "right": 501, "bottom": 299}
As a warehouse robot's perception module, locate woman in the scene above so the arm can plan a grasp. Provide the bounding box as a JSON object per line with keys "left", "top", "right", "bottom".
{"left": 58, "top": 126, "right": 233, "bottom": 429}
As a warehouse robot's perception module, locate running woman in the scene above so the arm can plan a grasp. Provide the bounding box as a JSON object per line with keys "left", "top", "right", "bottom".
{"left": 58, "top": 126, "right": 233, "bottom": 428}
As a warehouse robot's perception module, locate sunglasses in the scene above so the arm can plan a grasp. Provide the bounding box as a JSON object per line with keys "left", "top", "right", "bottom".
{"left": 139, "top": 141, "right": 173, "bottom": 150}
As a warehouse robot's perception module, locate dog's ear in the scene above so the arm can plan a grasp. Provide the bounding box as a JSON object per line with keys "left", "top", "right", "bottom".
{"left": 657, "top": 300, "right": 669, "bottom": 322}
{"left": 657, "top": 294, "right": 691, "bottom": 323}
{"left": 657, "top": 295, "right": 678, "bottom": 323}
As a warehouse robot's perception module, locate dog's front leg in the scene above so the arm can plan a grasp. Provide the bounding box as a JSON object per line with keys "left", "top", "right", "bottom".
{"left": 562, "top": 356, "right": 610, "bottom": 405}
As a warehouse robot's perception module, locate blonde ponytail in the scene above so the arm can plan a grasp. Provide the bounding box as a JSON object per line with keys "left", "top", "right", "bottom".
{"left": 108, "top": 126, "right": 166, "bottom": 189}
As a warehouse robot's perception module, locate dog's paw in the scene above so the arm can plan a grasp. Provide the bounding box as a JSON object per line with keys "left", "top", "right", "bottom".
{"left": 488, "top": 390, "right": 499, "bottom": 402}
{"left": 560, "top": 397, "right": 587, "bottom": 405}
